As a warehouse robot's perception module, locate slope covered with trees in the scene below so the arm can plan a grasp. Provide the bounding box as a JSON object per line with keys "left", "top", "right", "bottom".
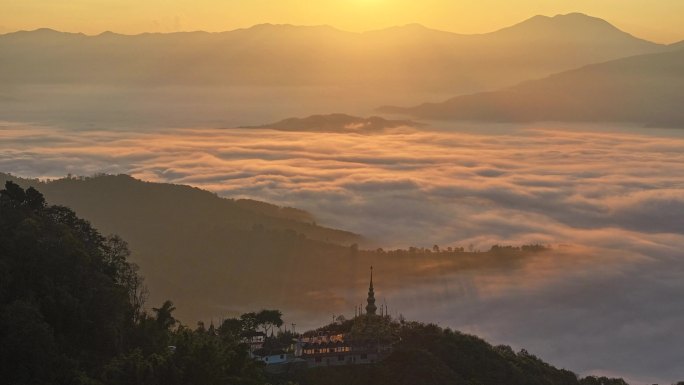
{"left": 285, "top": 317, "right": 629, "bottom": 385}
{"left": 0, "top": 182, "right": 633, "bottom": 384}
{"left": 0, "top": 181, "right": 265, "bottom": 384}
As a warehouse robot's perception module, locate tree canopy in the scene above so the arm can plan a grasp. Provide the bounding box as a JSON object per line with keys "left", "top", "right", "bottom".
{"left": 0, "top": 182, "right": 263, "bottom": 385}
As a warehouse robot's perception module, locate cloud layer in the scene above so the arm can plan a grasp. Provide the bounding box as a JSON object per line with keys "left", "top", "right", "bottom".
{"left": 2, "top": 121, "right": 684, "bottom": 382}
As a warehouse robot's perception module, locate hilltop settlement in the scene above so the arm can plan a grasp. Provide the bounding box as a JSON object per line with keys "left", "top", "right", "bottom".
{"left": 243, "top": 267, "right": 396, "bottom": 373}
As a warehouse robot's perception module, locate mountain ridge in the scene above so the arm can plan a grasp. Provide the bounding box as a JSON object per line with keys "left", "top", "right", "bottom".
{"left": 379, "top": 47, "right": 684, "bottom": 126}
{"left": 0, "top": 13, "right": 656, "bottom": 40}
{"left": 2, "top": 13, "right": 659, "bottom": 48}
{"left": 0, "top": 172, "right": 359, "bottom": 244}
{"left": 0, "top": 13, "right": 666, "bottom": 94}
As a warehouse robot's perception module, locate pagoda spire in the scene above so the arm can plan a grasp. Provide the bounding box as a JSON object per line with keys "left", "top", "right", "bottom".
{"left": 365, "top": 266, "right": 377, "bottom": 316}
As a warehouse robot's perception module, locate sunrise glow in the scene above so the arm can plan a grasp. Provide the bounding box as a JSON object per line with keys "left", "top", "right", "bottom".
{"left": 2, "top": 1, "right": 684, "bottom": 384}
{"left": 2, "top": 0, "right": 684, "bottom": 43}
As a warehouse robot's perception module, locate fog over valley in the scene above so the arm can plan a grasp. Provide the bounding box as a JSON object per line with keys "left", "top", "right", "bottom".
{"left": 2, "top": 121, "right": 683, "bottom": 382}
{"left": 2, "top": 7, "right": 684, "bottom": 384}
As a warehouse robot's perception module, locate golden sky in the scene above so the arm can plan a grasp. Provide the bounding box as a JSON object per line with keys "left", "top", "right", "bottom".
{"left": 2, "top": 0, "right": 683, "bottom": 43}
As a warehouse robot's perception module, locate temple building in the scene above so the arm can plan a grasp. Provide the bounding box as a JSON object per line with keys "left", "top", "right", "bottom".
{"left": 365, "top": 266, "right": 377, "bottom": 316}
{"left": 254, "top": 267, "right": 396, "bottom": 371}
{"left": 294, "top": 266, "right": 395, "bottom": 367}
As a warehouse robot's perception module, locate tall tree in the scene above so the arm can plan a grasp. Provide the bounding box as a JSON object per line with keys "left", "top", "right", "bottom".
{"left": 153, "top": 300, "right": 178, "bottom": 330}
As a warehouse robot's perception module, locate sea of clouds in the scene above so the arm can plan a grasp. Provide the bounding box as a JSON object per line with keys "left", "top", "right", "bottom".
{"left": 2, "top": 121, "right": 683, "bottom": 383}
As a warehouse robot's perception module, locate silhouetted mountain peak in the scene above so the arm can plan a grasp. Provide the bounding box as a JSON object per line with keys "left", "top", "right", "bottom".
{"left": 550, "top": 12, "right": 619, "bottom": 30}
{"left": 8, "top": 28, "right": 81, "bottom": 37}
{"left": 1, "top": 28, "right": 88, "bottom": 42}
{"left": 97, "top": 30, "right": 119, "bottom": 37}
{"left": 552, "top": 12, "right": 608, "bottom": 21}
{"left": 517, "top": 12, "right": 613, "bottom": 28}
{"left": 30, "top": 27, "right": 63, "bottom": 34}
{"left": 494, "top": 12, "right": 647, "bottom": 43}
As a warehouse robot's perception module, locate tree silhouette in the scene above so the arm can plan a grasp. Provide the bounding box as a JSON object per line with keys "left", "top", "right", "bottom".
{"left": 152, "top": 300, "right": 177, "bottom": 330}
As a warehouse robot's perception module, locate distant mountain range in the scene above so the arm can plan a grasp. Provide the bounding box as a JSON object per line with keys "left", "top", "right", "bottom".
{"left": 0, "top": 13, "right": 670, "bottom": 94}
{"left": 380, "top": 47, "right": 684, "bottom": 127}
{"left": 242, "top": 113, "right": 420, "bottom": 133}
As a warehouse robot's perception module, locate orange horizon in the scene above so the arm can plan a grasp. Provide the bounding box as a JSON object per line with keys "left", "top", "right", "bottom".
{"left": 2, "top": 1, "right": 684, "bottom": 44}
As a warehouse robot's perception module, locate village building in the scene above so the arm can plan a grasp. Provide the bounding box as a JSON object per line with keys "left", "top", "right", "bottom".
{"left": 296, "top": 335, "right": 391, "bottom": 367}
{"left": 241, "top": 330, "right": 266, "bottom": 354}
{"left": 253, "top": 348, "right": 288, "bottom": 364}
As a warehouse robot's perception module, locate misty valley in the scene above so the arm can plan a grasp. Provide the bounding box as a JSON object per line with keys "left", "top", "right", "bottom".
{"left": 2, "top": 7, "right": 684, "bottom": 385}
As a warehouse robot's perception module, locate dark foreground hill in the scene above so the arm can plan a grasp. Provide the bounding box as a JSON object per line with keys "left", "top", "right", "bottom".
{"left": 380, "top": 48, "right": 684, "bottom": 127}
{"left": 0, "top": 181, "right": 630, "bottom": 385}
{"left": 284, "top": 319, "right": 629, "bottom": 385}
{"left": 0, "top": 180, "right": 272, "bottom": 384}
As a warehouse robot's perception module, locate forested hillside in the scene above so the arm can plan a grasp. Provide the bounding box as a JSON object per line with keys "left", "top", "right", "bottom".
{"left": 291, "top": 320, "right": 627, "bottom": 385}
{"left": 0, "top": 182, "right": 630, "bottom": 385}
{"left": 0, "top": 181, "right": 265, "bottom": 384}
{"left": 0, "top": 173, "right": 566, "bottom": 324}
{"left": 0, "top": 173, "right": 362, "bottom": 321}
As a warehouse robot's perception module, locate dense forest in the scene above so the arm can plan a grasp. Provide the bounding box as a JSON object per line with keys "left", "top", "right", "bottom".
{"left": 0, "top": 181, "right": 268, "bottom": 384}
{"left": 1, "top": 181, "right": 636, "bottom": 385}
